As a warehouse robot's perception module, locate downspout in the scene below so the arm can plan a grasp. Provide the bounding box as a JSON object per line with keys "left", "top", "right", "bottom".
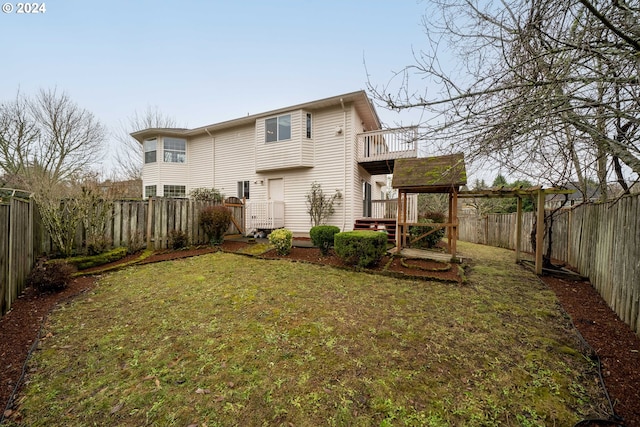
{"left": 204, "top": 128, "right": 215, "bottom": 188}
{"left": 341, "top": 98, "right": 347, "bottom": 231}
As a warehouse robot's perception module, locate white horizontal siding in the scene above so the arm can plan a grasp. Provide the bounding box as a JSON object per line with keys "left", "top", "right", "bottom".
{"left": 142, "top": 138, "right": 188, "bottom": 196}
{"left": 212, "top": 125, "right": 261, "bottom": 200}
{"left": 274, "top": 105, "right": 356, "bottom": 234}
{"left": 142, "top": 101, "right": 379, "bottom": 233}
{"left": 255, "top": 110, "right": 313, "bottom": 172}
{"left": 188, "top": 134, "right": 214, "bottom": 190}
{"left": 142, "top": 162, "right": 160, "bottom": 194}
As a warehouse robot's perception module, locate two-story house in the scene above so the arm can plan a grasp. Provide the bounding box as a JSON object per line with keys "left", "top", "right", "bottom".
{"left": 132, "top": 90, "right": 418, "bottom": 236}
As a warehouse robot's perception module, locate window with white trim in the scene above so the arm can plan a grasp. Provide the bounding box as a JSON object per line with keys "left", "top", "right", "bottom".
{"left": 144, "top": 138, "right": 157, "bottom": 164}
{"left": 237, "top": 180, "right": 250, "bottom": 199}
{"left": 306, "top": 113, "right": 312, "bottom": 139}
{"left": 163, "top": 185, "right": 186, "bottom": 198}
{"left": 145, "top": 185, "right": 156, "bottom": 198}
{"left": 163, "top": 137, "right": 186, "bottom": 163}
{"left": 265, "top": 114, "right": 291, "bottom": 142}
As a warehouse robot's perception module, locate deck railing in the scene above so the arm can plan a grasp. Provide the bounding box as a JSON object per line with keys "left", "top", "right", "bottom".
{"left": 356, "top": 127, "right": 419, "bottom": 163}
{"left": 246, "top": 201, "right": 285, "bottom": 231}
{"left": 370, "top": 196, "right": 418, "bottom": 222}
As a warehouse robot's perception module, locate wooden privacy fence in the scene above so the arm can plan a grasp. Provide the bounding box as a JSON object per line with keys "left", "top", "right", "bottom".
{"left": 458, "top": 194, "right": 640, "bottom": 335}
{"left": 1, "top": 197, "right": 38, "bottom": 316}
{"left": 35, "top": 198, "right": 244, "bottom": 253}
{"left": 92, "top": 197, "right": 244, "bottom": 251}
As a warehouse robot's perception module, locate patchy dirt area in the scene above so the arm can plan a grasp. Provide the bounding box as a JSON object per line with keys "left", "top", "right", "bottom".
{"left": 1, "top": 241, "right": 639, "bottom": 425}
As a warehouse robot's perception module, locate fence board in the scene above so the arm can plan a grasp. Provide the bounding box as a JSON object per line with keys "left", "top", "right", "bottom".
{"left": 0, "top": 198, "right": 38, "bottom": 316}
{"left": 1, "top": 203, "right": 9, "bottom": 315}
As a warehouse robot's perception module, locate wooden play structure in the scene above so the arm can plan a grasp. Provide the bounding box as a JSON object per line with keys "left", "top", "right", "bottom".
{"left": 392, "top": 153, "right": 467, "bottom": 259}
{"left": 391, "top": 153, "right": 573, "bottom": 274}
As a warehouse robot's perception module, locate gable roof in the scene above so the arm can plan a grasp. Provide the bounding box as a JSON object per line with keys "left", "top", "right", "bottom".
{"left": 391, "top": 153, "right": 467, "bottom": 193}
{"left": 131, "top": 90, "right": 381, "bottom": 143}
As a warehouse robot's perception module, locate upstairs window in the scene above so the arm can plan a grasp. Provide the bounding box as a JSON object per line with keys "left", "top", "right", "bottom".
{"left": 306, "top": 113, "right": 312, "bottom": 139}
{"left": 265, "top": 114, "right": 291, "bottom": 142}
{"left": 237, "top": 180, "right": 250, "bottom": 199}
{"left": 164, "top": 137, "right": 186, "bottom": 163}
{"left": 144, "top": 138, "right": 157, "bottom": 164}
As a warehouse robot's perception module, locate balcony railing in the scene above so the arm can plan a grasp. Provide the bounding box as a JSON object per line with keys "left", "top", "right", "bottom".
{"left": 356, "top": 127, "right": 419, "bottom": 163}
{"left": 246, "top": 201, "right": 285, "bottom": 231}
{"left": 370, "top": 196, "right": 418, "bottom": 223}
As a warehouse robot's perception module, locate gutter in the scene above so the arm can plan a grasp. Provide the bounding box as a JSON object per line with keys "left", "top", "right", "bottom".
{"left": 341, "top": 98, "right": 347, "bottom": 231}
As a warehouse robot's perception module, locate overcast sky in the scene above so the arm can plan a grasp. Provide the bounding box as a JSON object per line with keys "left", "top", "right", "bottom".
{"left": 1, "top": 1, "right": 476, "bottom": 177}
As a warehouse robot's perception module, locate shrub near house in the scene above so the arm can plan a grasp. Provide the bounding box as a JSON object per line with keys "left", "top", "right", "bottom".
{"left": 334, "top": 230, "right": 387, "bottom": 268}
{"left": 310, "top": 225, "right": 340, "bottom": 256}
{"left": 199, "top": 205, "right": 232, "bottom": 245}
{"left": 269, "top": 228, "right": 293, "bottom": 255}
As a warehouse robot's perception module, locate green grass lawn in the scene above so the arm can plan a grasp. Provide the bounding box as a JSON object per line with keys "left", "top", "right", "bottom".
{"left": 11, "top": 242, "right": 607, "bottom": 426}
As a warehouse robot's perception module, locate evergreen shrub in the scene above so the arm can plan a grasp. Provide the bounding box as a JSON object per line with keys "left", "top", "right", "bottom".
{"left": 334, "top": 230, "right": 387, "bottom": 267}
{"left": 199, "top": 205, "right": 232, "bottom": 245}
{"left": 309, "top": 225, "right": 340, "bottom": 256}
{"left": 269, "top": 228, "right": 293, "bottom": 255}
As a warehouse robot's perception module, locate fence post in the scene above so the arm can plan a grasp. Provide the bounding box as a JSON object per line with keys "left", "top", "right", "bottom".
{"left": 516, "top": 196, "right": 522, "bottom": 262}
{"left": 535, "top": 189, "right": 545, "bottom": 275}
{"left": 146, "top": 197, "right": 154, "bottom": 250}
{"left": 7, "top": 199, "right": 15, "bottom": 308}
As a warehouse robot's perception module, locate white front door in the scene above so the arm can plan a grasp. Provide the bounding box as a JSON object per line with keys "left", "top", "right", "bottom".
{"left": 268, "top": 178, "right": 284, "bottom": 201}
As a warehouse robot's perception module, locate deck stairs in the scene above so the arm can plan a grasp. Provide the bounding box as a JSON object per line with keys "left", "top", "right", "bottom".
{"left": 353, "top": 218, "right": 397, "bottom": 243}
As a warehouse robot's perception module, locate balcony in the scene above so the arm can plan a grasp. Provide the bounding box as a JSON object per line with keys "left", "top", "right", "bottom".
{"left": 356, "top": 127, "right": 419, "bottom": 175}
{"left": 246, "top": 201, "right": 285, "bottom": 231}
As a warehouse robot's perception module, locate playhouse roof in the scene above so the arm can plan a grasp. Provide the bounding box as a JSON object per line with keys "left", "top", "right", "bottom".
{"left": 391, "top": 153, "right": 467, "bottom": 193}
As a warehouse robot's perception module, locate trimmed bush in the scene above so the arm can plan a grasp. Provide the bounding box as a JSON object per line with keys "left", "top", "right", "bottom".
{"left": 199, "top": 205, "right": 232, "bottom": 245}
{"left": 334, "top": 230, "right": 388, "bottom": 267}
{"left": 310, "top": 225, "right": 340, "bottom": 256}
{"left": 27, "top": 258, "right": 76, "bottom": 293}
{"left": 169, "top": 229, "right": 189, "bottom": 249}
{"left": 409, "top": 211, "right": 446, "bottom": 249}
{"left": 269, "top": 228, "right": 293, "bottom": 255}
{"left": 66, "top": 247, "right": 128, "bottom": 270}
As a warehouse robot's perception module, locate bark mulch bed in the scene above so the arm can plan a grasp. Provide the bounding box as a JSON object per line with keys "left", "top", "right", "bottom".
{"left": 1, "top": 242, "right": 639, "bottom": 426}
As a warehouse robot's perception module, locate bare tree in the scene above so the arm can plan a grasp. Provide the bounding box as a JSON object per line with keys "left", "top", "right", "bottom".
{"left": 0, "top": 88, "right": 106, "bottom": 188}
{"left": 112, "top": 106, "right": 180, "bottom": 180}
{"left": 368, "top": 0, "right": 640, "bottom": 198}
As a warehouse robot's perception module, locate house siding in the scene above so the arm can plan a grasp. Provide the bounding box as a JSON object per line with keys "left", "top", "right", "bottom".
{"left": 251, "top": 106, "right": 352, "bottom": 233}
{"left": 142, "top": 137, "right": 188, "bottom": 197}
{"left": 350, "top": 109, "right": 372, "bottom": 222}
{"left": 211, "top": 125, "right": 258, "bottom": 199}
{"left": 139, "top": 92, "right": 382, "bottom": 235}
{"left": 255, "top": 109, "right": 314, "bottom": 172}
{"left": 187, "top": 134, "right": 214, "bottom": 190}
